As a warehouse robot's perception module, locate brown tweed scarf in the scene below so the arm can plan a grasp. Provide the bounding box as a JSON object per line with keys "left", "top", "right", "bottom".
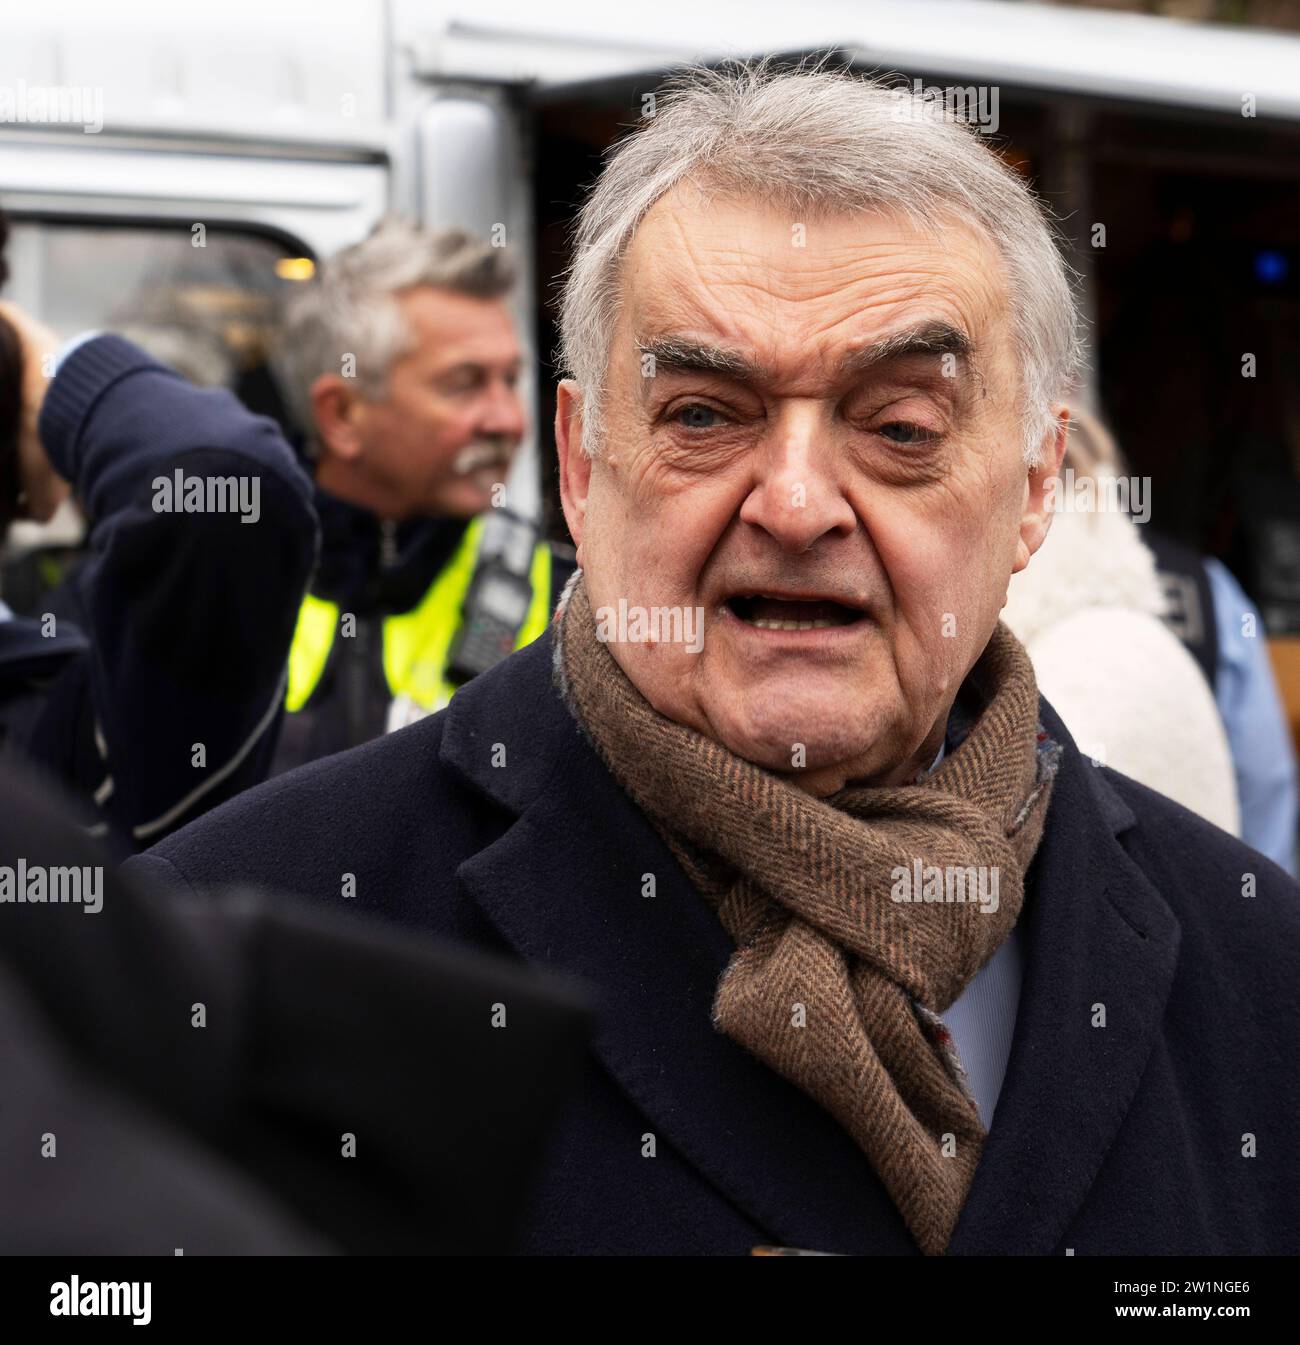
{"left": 554, "top": 574, "right": 1061, "bottom": 1255}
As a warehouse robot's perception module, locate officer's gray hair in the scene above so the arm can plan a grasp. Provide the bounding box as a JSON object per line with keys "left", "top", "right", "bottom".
{"left": 278, "top": 217, "right": 516, "bottom": 446}
{"left": 557, "top": 58, "right": 1083, "bottom": 465}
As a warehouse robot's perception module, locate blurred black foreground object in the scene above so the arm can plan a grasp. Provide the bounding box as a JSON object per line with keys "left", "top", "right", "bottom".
{"left": 0, "top": 759, "right": 594, "bottom": 1254}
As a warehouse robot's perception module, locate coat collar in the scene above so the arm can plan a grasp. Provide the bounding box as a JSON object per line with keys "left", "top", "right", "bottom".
{"left": 442, "top": 631, "right": 1182, "bottom": 1255}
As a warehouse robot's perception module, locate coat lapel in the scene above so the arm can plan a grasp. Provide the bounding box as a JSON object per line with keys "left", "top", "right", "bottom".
{"left": 444, "top": 633, "right": 916, "bottom": 1254}
{"left": 948, "top": 704, "right": 1182, "bottom": 1254}
{"left": 444, "top": 635, "right": 1182, "bottom": 1256}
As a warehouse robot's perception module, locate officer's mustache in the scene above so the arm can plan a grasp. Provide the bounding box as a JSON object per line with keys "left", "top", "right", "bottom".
{"left": 451, "top": 441, "right": 516, "bottom": 477}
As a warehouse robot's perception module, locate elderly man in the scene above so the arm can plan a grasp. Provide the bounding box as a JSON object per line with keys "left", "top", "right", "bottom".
{"left": 130, "top": 63, "right": 1300, "bottom": 1256}
{"left": 271, "top": 219, "right": 571, "bottom": 772}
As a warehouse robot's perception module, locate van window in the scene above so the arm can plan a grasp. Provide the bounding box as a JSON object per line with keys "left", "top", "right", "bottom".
{"left": 4, "top": 219, "right": 310, "bottom": 397}
{"left": 0, "top": 220, "right": 312, "bottom": 600}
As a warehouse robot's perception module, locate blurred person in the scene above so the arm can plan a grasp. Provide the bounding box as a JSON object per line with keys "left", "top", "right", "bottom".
{"left": 1001, "top": 410, "right": 1241, "bottom": 835}
{"left": 131, "top": 62, "right": 1300, "bottom": 1256}
{"left": 1142, "top": 523, "right": 1298, "bottom": 878}
{"left": 0, "top": 756, "right": 591, "bottom": 1254}
{"left": 0, "top": 208, "right": 318, "bottom": 852}
{"left": 1196, "top": 555, "right": 1298, "bottom": 873}
{"left": 270, "top": 218, "right": 573, "bottom": 773}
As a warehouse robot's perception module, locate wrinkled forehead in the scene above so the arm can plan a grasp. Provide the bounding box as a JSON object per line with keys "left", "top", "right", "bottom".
{"left": 395, "top": 284, "right": 521, "bottom": 369}
{"left": 617, "top": 184, "right": 1012, "bottom": 384}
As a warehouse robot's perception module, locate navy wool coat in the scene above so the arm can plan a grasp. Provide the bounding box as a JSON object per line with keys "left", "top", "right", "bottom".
{"left": 128, "top": 629, "right": 1300, "bottom": 1255}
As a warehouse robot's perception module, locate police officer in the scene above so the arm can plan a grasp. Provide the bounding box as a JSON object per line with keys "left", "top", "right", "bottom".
{"left": 270, "top": 217, "right": 571, "bottom": 772}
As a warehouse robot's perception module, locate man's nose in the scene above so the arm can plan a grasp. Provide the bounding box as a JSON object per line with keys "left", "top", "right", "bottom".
{"left": 478, "top": 376, "right": 526, "bottom": 441}
{"left": 738, "top": 409, "right": 856, "bottom": 552}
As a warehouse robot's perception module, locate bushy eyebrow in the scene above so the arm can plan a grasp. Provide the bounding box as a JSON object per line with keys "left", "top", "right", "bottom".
{"left": 432, "top": 356, "right": 522, "bottom": 380}
{"left": 635, "top": 321, "right": 973, "bottom": 387}
{"left": 840, "top": 321, "right": 972, "bottom": 376}
{"left": 635, "top": 337, "right": 759, "bottom": 380}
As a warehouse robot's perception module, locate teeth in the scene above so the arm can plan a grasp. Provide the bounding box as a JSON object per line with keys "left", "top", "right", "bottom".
{"left": 748, "top": 618, "right": 839, "bottom": 631}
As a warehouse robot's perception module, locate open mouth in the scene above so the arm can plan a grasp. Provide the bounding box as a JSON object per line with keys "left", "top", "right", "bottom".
{"left": 725, "top": 593, "right": 866, "bottom": 631}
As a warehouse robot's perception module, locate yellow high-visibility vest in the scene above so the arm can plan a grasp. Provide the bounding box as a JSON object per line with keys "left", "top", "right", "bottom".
{"left": 285, "top": 516, "right": 552, "bottom": 717}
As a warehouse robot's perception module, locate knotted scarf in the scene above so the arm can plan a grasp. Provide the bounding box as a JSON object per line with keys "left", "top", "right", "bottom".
{"left": 553, "top": 574, "right": 1060, "bottom": 1254}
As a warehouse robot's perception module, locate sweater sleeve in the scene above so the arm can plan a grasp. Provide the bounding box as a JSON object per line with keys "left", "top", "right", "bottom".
{"left": 1203, "top": 558, "right": 1298, "bottom": 876}
{"left": 37, "top": 335, "right": 319, "bottom": 847}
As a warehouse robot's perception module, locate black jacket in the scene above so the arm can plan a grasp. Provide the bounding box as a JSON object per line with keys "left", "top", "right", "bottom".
{"left": 0, "top": 759, "right": 591, "bottom": 1254}
{"left": 0, "top": 336, "right": 318, "bottom": 851}
{"left": 271, "top": 487, "right": 575, "bottom": 775}
{"left": 270, "top": 492, "right": 468, "bottom": 771}
{"left": 130, "top": 629, "right": 1300, "bottom": 1255}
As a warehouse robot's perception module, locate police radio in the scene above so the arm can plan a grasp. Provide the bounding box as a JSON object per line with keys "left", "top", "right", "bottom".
{"left": 445, "top": 511, "right": 539, "bottom": 687}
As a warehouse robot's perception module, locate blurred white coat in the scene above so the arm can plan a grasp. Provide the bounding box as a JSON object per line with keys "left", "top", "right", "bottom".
{"left": 1003, "top": 505, "right": 1240, "bottom": 837}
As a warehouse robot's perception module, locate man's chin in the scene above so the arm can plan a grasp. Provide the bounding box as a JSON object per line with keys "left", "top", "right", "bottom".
{"left": 703, "top": 691, "right": 892, "bottom": 779}
{"left": 425, "top": 482, "right": 494, "bottom": 520}
{"left": 443, "top": 461, "right": 518, "bottom": 517}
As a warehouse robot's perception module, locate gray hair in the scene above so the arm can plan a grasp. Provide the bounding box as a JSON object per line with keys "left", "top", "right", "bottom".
{"left": 557, "top": 58, "right": 1083, "bottom": 465}
{"left": 278, "top": 216, "right": 516, "bottom": 445}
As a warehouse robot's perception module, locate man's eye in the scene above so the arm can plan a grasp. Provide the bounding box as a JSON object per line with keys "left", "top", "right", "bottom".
{"left": 877, "top": 421, "right": 939, "bottom": 446}
{"left": 672, "top": 403, "right": 727, "bottom": 430}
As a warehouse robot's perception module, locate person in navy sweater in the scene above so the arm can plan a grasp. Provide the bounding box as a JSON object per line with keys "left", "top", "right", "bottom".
{"left": 0, "top": 266, "right": 318, "bottom": 851}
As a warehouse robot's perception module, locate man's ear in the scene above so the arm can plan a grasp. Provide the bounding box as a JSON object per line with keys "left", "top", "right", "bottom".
{"left": 555, "top": 379, "right": 593, "bottom": 551}
{"left": 1012, "top": 405, "right": 1069, "bottom": 575}
{"left": 310, "top": 374, "right": 365, "bottom": 463}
